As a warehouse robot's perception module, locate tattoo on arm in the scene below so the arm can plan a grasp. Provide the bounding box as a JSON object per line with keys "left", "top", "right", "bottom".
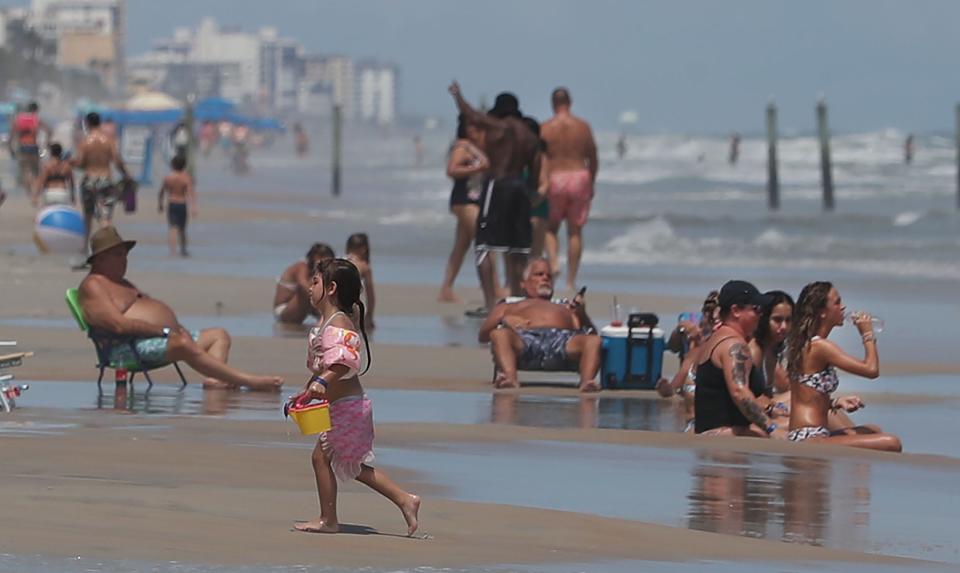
{"left": 738, "top": 397, "right": 769, "bottom": 428}
{"left": 729, "top": 343, "right": 750, "bottom": 387}
{"left": 728, "top": 343, "right": 768, "bottom": 427}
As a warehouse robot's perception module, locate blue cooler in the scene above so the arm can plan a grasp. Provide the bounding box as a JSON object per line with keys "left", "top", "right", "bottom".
{"left": 600, "top": 313, "right": 664, "bottom": 390}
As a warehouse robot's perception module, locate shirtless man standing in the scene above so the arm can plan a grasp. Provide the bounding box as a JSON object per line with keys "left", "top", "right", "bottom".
{"left": 448, "top": 81, "right": 540, "bottom": 311}
{"left": 72, "top": 112, "right": 129, "bottom": 242}
{"left": 274, "top": 243, "right": 335, "bottom": 325}
{"left": 79, "top": 226, "right": 283, "bottom": 391}
{"left": 540, "top": 88, "right": 598, "bottom": 293}
{"left": 478, "top": 258, "right": 601, "bottom": 392}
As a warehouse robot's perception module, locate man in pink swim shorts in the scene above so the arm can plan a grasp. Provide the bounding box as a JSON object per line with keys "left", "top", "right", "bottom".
{"left": 540, "top": 88, "right": 598, "bottom": 294}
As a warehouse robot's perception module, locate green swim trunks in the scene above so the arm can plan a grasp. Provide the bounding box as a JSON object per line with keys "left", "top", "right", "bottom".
{"left": 528, "top": 192, "right": 550, "bottom": 219}
{"left": 108, "top": 330, "right": 200, "bottom": 367}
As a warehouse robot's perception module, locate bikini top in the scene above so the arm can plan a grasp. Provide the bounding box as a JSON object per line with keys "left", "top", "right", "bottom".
{"left": 797, "top": 337, "right": 839, "bottom": 394}
{"left": 306, "top": 311, "right": 363, "bottom": 378}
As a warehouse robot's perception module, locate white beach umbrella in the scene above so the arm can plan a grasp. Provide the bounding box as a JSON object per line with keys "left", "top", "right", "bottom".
{"left": 125, "top": 91, "right": 182, "bottom": 111}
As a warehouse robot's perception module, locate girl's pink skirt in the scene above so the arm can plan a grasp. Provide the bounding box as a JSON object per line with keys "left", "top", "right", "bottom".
{"left": 319, "top": 394, "right": 375, "bottom": 481}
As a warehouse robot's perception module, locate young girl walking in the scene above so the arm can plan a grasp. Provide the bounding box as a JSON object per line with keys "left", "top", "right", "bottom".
{"left": 289, "top": 258, "right": 420, "bottom": 535}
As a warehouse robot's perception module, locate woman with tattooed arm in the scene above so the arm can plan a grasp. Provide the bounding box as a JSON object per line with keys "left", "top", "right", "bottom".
{"left": 693, "top": 280, "right": 788, "bottom": 438}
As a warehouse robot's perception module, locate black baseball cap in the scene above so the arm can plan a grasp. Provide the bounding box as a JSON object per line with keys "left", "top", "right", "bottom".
{"left": 489, "top": 92, "right": 521, "bottom": 119}
{"left": 718, "top": 280, "right": 773, "bottom": 310}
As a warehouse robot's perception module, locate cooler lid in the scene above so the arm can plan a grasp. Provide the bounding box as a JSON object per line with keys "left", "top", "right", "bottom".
{"left": 600, "top": 324, "right": 664, "bottom": 338}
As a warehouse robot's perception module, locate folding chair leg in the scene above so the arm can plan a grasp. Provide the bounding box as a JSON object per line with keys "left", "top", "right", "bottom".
{"left": 142, "top": 370, "right": 154, "bottom": 390}
{"left": 173, "top": 362, "right": 188, "bottom": 388}
{"left": 96, "top": 367, "right": 106, "bottom": 390}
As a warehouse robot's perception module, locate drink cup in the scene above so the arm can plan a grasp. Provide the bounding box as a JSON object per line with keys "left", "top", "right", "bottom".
{"left": 610, "top": 298, "right": 623, "bottom": 327}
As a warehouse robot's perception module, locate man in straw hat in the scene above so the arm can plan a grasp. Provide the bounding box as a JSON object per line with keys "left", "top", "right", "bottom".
{"left": 78, "top": 226, "right": 283, "bottom": 391}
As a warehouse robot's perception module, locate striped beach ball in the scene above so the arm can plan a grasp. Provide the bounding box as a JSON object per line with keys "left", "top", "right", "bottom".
{"left": 33, "top": 205, "right": 86, "bottom": 254}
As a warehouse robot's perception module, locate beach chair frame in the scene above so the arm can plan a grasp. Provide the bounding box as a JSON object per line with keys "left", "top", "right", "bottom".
{"left": 65, "top": 288, "right": 188, "bottom": 390}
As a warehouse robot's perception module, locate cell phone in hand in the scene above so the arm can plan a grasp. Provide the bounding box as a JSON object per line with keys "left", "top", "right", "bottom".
{"left": 577, "top": 286, "right": 587, "bottom": 298}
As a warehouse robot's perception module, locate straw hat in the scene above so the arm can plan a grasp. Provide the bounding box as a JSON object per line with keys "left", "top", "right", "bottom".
{"left": 87, "top": 226, "right": 136, "bottom": 263}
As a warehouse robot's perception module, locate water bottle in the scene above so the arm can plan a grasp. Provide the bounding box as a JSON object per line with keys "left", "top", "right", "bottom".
{"left": 844, "top": 311, "right": 884, "bottom": 334}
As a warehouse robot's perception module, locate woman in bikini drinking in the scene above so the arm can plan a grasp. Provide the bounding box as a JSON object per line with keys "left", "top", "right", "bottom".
{"left": 785, "top": 281, "right": 901, "bottom": 451}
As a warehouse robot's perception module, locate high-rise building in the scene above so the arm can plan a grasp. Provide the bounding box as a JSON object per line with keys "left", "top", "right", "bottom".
{"left": 357, "top": 62, "right": 397, "bottom": 126}
{"left": 133, "top": 18, "right": 304, "bottom": 109}
{"left": 29, "top": 0, "right": 126, "bottom": 93}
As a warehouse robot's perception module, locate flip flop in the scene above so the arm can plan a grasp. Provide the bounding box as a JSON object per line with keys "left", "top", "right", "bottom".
{"left": 464, "top": 306, "right": 488, "bottom": 319}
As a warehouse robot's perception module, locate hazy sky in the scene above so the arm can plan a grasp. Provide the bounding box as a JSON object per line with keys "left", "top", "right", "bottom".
{"left": 4, "top": 0, "right": 960, "bottom": 132}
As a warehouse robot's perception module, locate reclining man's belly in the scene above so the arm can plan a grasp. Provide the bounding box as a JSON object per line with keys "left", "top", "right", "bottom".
{"left": 123, "top": 298, "right": 180, "bottom": 327}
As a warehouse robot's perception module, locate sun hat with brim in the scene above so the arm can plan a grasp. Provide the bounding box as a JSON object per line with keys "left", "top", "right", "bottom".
{"left": 87, "top": 226, "right": 136, "bottom": 263}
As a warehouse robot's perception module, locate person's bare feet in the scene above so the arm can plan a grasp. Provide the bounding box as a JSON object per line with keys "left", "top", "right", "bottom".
{"left": 293, "top": 518, "right": 339, "bottom": 534}
{"left": 579, "top": 380, "right": 601, "bottom": 393}
{"left": 437, "top": 289, "right": 460, "bottom": 303}
{"left": 494, "top": 372, "right": 518, "bottom": 389}
{"left": 202, "top": 377, "right": 232, "bottom": 389}
{"left": 244, "top": 375, "right": 284, "bottom": 392}
{"left": 400, "top": 494, "right": 421, "bottom": 536}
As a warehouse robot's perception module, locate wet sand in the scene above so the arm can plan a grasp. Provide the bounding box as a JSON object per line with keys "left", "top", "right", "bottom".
{"left": 2, "top": 189, "right": 960, "bottom": 571}
{"left": 0, "top": 409, "right": 942, "bottom": 570}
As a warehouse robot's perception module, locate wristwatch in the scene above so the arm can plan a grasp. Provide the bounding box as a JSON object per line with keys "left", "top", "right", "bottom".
{"left": 161, "top": 327, "right": 172, "bottom": 338}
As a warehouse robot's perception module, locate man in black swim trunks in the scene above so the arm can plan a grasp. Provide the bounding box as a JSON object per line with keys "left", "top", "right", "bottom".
{"left": 478, "top": 258, "right": 601, "bottom": 392}
{"left": 449, "top": 81, "right": 541, "bottom": 311}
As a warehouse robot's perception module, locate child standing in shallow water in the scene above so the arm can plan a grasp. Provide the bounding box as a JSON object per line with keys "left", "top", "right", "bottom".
{"left": 289, "top": 258, "right": 420, "bottom": 535}
{"left": 157, "top": 155, "right": 196, "bottom": 257}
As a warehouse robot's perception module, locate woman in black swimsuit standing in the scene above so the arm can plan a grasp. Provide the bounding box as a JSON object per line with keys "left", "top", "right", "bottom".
{"left": 438, "top": 115, "right": 489, "bottom": 302}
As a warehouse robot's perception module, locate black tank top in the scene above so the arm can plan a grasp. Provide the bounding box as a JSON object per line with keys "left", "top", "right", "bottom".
{"left": 694, "top": 337, "right": 766, "bottom": 433}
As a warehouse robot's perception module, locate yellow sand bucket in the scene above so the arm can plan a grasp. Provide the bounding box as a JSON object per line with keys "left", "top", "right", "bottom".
{"left": 289, "top": 401, "right": 332, "bottom": 435}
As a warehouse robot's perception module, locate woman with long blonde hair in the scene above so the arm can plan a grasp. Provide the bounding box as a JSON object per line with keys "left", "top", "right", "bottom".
{"left": 785, "top": 281, "right": 901, "bottom": 451}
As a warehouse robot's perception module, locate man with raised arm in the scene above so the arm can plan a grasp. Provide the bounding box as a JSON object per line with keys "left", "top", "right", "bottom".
{"left": 448, "top": 82, "right": 541, "bottom": 313}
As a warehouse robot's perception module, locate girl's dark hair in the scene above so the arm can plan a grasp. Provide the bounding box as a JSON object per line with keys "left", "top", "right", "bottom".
{"left": 345, "top": 233, "right": 370, "bottom": 262}
{"left": 49, "top": 142, "right": 63, "bottom": 159}
{"left": 786, "top": 281, "right": 833, "bottom": 382}
{"left": 755, "top": 290, "right": 795, "bottom": 349}
{"left": 316, "top": 258, "right": 372, "bottom": 375}
{"left": 456, "top": 114, "right": 467, "bottom": 139}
